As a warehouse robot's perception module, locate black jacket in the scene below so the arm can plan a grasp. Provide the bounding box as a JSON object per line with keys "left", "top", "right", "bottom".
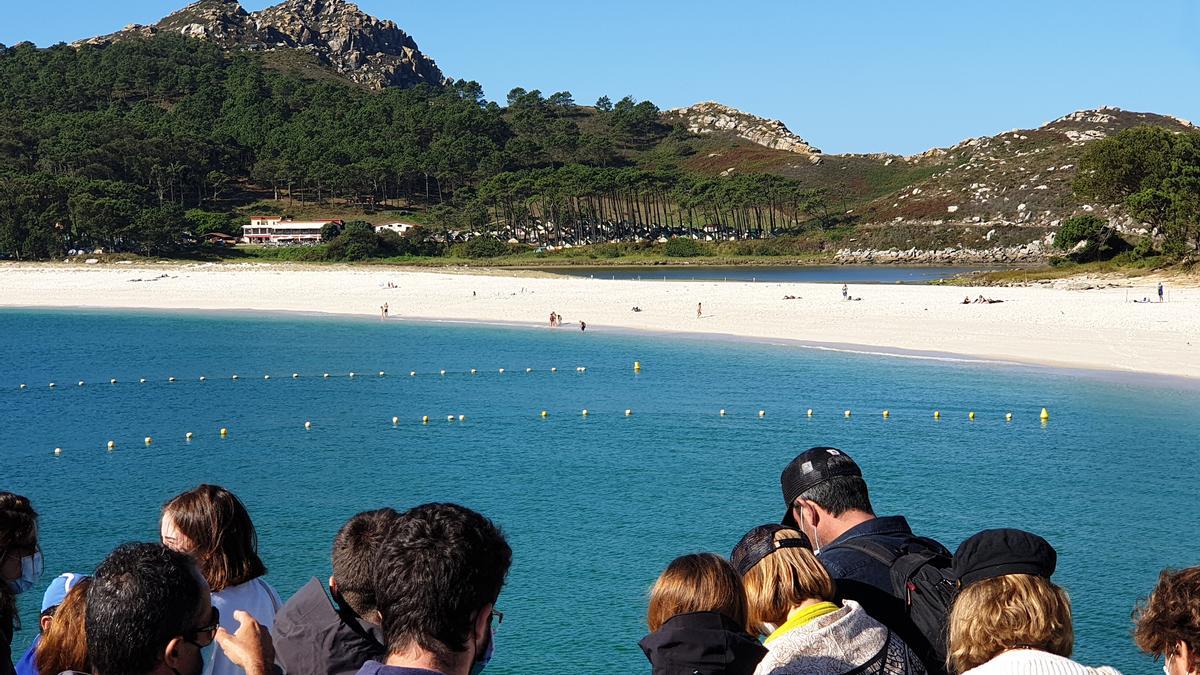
{"left": 639, "top": 612, "right": 766, "bottom": 675}
{"left": 273, "top": 578, "right": 386, "bottom": 675}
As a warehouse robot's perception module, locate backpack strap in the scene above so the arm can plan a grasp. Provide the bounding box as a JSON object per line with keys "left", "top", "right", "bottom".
{"left": 830, "top": 537, "right": 900, "bottom": 565}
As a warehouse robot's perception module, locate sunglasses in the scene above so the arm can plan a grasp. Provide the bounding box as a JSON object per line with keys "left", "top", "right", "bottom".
{"left": 185, "top": 606, "right": 221, "bottom": 648}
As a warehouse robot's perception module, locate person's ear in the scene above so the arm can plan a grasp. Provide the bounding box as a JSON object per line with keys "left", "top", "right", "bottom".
{"left": 1177, "top": 641, "right": 1193, "bottom": 675}
{"left": 163, "top": 636, "right": 188, "bottom": 671}
{"left": 328, "top": 576, "right": 338, "bottom": 596}
{"left": 474, "top": 602, "right": 494, "bottom": 645}
{"left": 39, "top": 614, "right": 53, "bottom": 633}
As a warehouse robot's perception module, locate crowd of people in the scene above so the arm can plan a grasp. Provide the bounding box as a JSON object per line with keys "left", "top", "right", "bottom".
{"left": 1, "top": 448, "right": 1197, "bottom": 675}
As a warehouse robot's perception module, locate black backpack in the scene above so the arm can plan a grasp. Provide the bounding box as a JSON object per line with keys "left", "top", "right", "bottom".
{"left": 835, "top": 536, "right": 955, "bottom": 668}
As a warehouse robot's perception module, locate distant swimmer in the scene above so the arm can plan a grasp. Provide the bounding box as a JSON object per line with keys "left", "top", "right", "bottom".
{"left": 380, "top": 303, "right": 389, "bottom": 320}
{"left": 549, "top": 312, "right": 556, "bottom": 327}
{"left": 580, "top": 321, "right": 587, "bottom": 332}
{"left": 697, "top": 302, "right": 702, "bottom": 319}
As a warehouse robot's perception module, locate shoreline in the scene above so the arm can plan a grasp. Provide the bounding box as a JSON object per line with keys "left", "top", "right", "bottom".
{"left": 1, "top": 263, "right": 1197, "bottom": 381}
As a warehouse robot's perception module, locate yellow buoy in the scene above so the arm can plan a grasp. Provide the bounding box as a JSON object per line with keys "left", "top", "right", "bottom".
{"left": 1005, "top": 412, "right": 1013, "bottom": 422}
{"left": 968, "top": 411, "right": 976, "bottom": 421}
{"left": 1040, "top": 408, "right": 1050, "bottom": 421}
{"left": 185, "top": 432, "right": 193, "bottom": 441}
{"left": 422, "top": 415, "right": 429, "bottom": 424}
{"left": 219, "top": 428, "right": 228, "bottom": 437}
{"left": 304, "top": 421, "right": 312, "bottom": 429}
{"left": 540, "top": 410, "right": 549, "bottom": 418}
{"left": 633, "top": 361, "right": 641, "bottom": 372}
{"left": 806, "top": 408, "right": 813, "bottom": 417}
{"left": 758, "top": 410, "right": 766, "bottom": 418}
{"left": 844, "top": 410, "right": 852, "bottom": 418}
{"left": 458, "top": 415, "right": 466, "bottom": 421}
{"left": 144, "top": 436, "right": 152, "bottom": 445}
{"left": 625, "top": 409, "right": 633, "bottom": 416}
{"left": 107, "top": 440, "right": 115, "bottom": 450}
{"left": 392, "top": 416, "right": 399, "bottom": 425}
{"left": 54, "top": 447, "right": 62, "bottom": 456}
{"left": 882, "top": 410, "right": 890, "bottom": 418}
{"left": 933, "top": 410, "right": 941, "bottom": 419}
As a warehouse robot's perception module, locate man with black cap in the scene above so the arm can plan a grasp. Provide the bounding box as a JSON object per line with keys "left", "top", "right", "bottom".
{"left": 780, "top": 446, "right": 951, "bottom": 675}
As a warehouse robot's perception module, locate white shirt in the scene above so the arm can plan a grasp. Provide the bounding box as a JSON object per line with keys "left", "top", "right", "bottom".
{"left": 206, "top": 577, "right": 283, "bottom": 675}
{"left": 963, "top": 649, "right": 1123, "bottom": 675}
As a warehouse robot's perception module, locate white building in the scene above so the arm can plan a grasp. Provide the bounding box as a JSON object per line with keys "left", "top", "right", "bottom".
{"left": 374, "top": 222, "right": 419, "bottom": 236}
{"left": 242, "top": 217, "right": 343, "bottom": 244}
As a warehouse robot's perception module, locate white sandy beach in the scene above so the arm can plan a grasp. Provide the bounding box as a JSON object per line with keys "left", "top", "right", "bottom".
{"left": 1, "top": 263, "right": 1198, "bottom": 379}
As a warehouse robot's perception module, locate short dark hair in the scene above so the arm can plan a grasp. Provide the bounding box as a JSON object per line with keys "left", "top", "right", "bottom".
{"left": 800, "top": 475, "right": 874, "bottom": 517}
{"left": 86, "top": 543, "right": 205, "bottom": 675}
{"left": 332, "top": 508, "right": 402, "bottom": 616}
{"left": 162, "top": 484, "right": 266, "bottom": 592}
{"left": 374, "top": 503, "right": 511, "bottom": 666}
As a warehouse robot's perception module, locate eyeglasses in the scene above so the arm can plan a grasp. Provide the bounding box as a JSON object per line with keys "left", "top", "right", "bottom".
{"left": 489, "top": 609, "right": 504, "bottom": 633}
{"left": 185, "top": 606, "right": 221, "bottom": 648}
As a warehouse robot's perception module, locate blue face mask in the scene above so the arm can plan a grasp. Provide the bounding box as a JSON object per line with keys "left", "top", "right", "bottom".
{"left": 5, "top": 551, "right": 43, "bottom": 595}
{"left": 468, "top": 626, "right": 494, "bottom": 675}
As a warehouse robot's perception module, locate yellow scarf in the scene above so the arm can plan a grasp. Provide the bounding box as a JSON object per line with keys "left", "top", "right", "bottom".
{"left": 764, "top": 601, "right": 840, "bottom": 645}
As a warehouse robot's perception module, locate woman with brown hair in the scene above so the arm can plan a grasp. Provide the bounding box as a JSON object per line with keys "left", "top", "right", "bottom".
{"left": 161, "top": 485, "right": 281, "bottom": 675}
{"left": 33, "top": 576, "right": 90, "bottom": 675}
{"left": 947, "top": 529, "right": 1120, "bottom": 674}
{"left": 732, "top": 524, "right": 923, "bottom": 675}
{"left": 1133, "top": 566, "right": 1200, "bottom": 675}
{"left": 639, "top": 553, "right": 766, "bottom": 675}
{"left": 1, "top": 492, "right": 41, "bottom": 675}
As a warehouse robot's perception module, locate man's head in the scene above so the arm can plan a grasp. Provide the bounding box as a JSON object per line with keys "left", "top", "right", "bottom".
{"left": 780, "top": 447, "right": 875, "bottom": 549}
{"left": 86, "top": 543, "right": 217, "bottom": 675}
{"left": 331, "top": 508, "right": 402, "bottom": 621}
{"left": 374, "top": 503, "right": 511, "bottom": 675}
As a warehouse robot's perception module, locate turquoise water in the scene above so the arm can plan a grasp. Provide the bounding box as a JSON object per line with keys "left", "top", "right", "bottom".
{"left": 539, "top": 265, "right": 989, "bottom": 283}
{"left": 3, "top": 309, "right": 1198, "bottom": 674}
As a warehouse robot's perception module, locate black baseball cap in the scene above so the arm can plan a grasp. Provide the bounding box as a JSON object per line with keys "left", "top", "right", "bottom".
{"left": 730, "top": 524, "right": 812, "bottom": 576}
{"left": 952, "top": 528, "right": 1057, "bottom": 589}
{"left": 780, "top": 447, "right": 862, "bottom": 527}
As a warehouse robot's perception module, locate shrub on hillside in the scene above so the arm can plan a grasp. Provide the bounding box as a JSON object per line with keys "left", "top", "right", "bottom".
{"left": 463, "top": 236, "right": 509, "bottom": 258}
{"left": 664, "top": 237, "right": 710, "bottom": 257}
{"left": 1054, "top": 215, "right": 1125, "bottom": 262}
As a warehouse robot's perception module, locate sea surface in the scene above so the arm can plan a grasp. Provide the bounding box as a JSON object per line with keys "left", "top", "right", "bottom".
{"left": 539, "top": 264, "right": 990, "bottom": 284}
{"left": 3, "top": 309, "right": 1198, "bottom": 674}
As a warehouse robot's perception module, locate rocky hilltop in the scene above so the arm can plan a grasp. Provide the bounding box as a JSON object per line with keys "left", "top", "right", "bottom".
{"left": 667, "top": 102, "right": 823, "bottom": 162}
{"left": 75, "top": 0, "right": 446, "bottom": 89}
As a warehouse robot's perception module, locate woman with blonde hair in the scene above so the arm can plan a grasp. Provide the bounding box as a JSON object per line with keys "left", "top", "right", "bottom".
{"left": 732, "top": 524, "right": 924, "bottom": 675}
{"left": 33, "top": 576, "right": 90, "bottom": 675}
{"left": 947, "top": 529, "right": 1120, "bottom": 674}
{"left": 639, "top": 553, "right": 766, "bottom": 675}
{"left": 161, "top": 485, "right": 281, "bottom": 675}
{"left": 1134, "top": 566, "right": 1200, "bottom": 675}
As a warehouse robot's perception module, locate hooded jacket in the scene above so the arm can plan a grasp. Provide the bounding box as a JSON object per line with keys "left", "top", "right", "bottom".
{"left": 639, "top": 611, "right": 767, "bottom": 675}
{"left": 273, "top": 578, "right": 386, "bottom": 675}
{"left": 754, "top": 600, "right": 924, "bottom": 675}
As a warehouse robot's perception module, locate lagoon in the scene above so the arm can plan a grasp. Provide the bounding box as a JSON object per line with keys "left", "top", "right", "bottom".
{"left": 538, "top": 265, "right": 990, "bottom": 284}
{"left": 2, "top": 309, "right": 1197, "bottom": 674}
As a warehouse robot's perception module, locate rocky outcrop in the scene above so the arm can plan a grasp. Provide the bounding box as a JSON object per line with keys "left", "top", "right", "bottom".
{"left": 668, "top": 102, "right": 822, "bottom": 162}
{"left": 834, "top": 240, "right": 1050, "bottom": 264}
{"left": 74, "top": 0, "right": 446, "bottom": 89}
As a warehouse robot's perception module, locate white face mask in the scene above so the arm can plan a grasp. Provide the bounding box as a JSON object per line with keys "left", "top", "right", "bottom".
{"left": 762, "top": 622, "right": 779, "bottom": 635}
{"left": 5, "top": 551, "right": 44, "bottom": 595}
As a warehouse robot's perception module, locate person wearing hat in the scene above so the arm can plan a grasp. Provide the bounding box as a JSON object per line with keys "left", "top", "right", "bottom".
{"left": 780, "top": 447, "right": 950, "bottom": 674}
{"left": 731, "top": 524, "right": 926, "bottom": 675}
{"left": 947, "top": 529, "right": 1121, "bottom": 675}
{"left": 14, "top": 572, "right": 90, "bottom": 675}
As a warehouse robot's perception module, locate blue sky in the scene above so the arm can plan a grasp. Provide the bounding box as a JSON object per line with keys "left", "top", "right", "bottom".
{"left": 2, "top": 0, "right": 1197, "bottom": 155}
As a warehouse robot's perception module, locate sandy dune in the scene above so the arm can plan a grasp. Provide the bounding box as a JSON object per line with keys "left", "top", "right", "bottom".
{"left": 1, "top": 263, "right": 1197, "bottom": 379}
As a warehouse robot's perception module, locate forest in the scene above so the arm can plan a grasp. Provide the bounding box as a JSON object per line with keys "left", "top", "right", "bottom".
{"left": 0, "top": 36, "right": 829, "bottom": 259}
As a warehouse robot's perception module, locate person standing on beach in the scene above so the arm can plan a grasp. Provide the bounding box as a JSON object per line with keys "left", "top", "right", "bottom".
{"left": 383, "top": 303, "right": 388, "bottom": 319}
{"left": 580, "top": 321, "right": 587, "bottom": 332}
{"left": 780, "top": 447, "right": 951, "bottom": 675}
{"left": 549, "top": 312, "right": 556, "bottom": 327}
{"left": 1159, "top": 282, "right": 1165, "bottom": 303}
{"left": 842, "top": 284, "right": 848, "bottom": 301}
{"left": 697, "top": 303, "right": 703, "bottom": 319}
